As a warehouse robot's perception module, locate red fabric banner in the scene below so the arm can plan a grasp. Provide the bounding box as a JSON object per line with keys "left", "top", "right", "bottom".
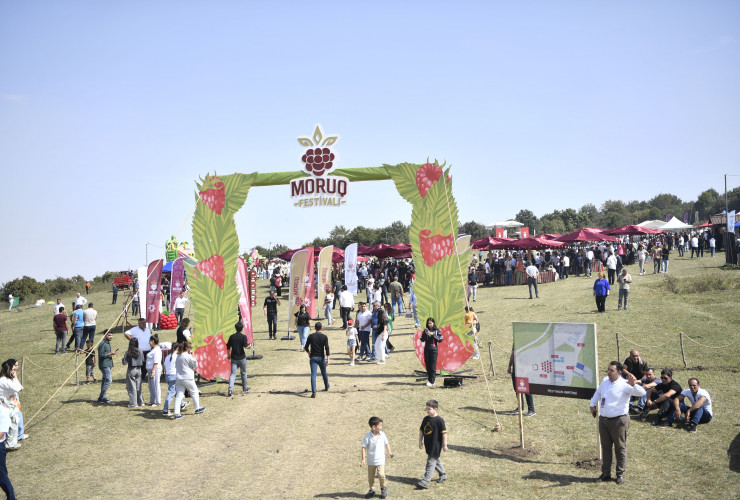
{"left": 145, "top": 260, "right": 164, "bottom": 324}
{"left": 236, "top": 257, "right": 253, "bottom": 344}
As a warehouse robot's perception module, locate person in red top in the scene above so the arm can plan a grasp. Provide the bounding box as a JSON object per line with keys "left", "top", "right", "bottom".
{"left": 53, "top": 306, "right": 70, "bottom": 354}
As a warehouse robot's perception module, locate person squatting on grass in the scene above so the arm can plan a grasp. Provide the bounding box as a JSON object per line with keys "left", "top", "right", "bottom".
{"left": 361, "top": 416, "right": 394, "bottom": 499}
{"left": 417, "top": 399, "right": 447, "bottom": 489}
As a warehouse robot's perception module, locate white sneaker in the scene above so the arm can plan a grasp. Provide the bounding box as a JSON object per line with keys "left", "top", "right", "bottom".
{"left": 426, "top": 381, "right": 433, "bottom": 387}
{"left": 349, "top": 361, "right": 354, "bottom": 366}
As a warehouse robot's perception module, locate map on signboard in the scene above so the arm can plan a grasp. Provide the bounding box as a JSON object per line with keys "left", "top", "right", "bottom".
{"left": 513, "top": 322, "right": 598, "bottom": 400}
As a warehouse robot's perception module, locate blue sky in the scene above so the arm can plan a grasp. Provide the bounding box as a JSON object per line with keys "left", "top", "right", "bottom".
{"left": 1, "top": 1, "right": 738, "bottom": 284}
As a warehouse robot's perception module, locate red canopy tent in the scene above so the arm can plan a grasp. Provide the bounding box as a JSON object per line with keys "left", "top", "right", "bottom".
{"left": 484, "top": 235, "right": 565, "bottom": 250}
{"left": 606, "top": 225, "right": 664, "bottom": 236}
{"left": 696, "top": 220, "right": 713, "bottom": 228}
{"left": 357, "top": 243, "right": 412, "bottom": 259}
{"left": 555, "top": 228, "right": 619, "bottom": 243}
{"left": 471, "top": 237, "right": 514, "bottom": 250}
{"left": 539, "top": 233, "right": 562, "bottom": 240}
{"left": 277, "top": 246, "right": 345, "bottom": 263}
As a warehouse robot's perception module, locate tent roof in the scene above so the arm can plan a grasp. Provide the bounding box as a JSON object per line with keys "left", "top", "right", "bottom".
{"left": 606, "top": 225, "right": 664, "bottom": 235}
{"left": 637, "top": 219, "right": 667, "bottom": 229}
{"left": 660, "top": 216, "right": 694, "bottom": 230}
{"left": 485, "top": 220, "right": 523, "bottom": 229}
{"left": 555, "top": 228, "right": 619, "bottom": 243}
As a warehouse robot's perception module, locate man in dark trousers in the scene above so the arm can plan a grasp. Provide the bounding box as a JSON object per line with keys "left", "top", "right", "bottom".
{"left": 226, "top": 322, "right": 252, "bottom": 397}
{"left": 304, "top": 322, "right": 330, "bottom": 398}
{"left": 262, "top": 291, "right": 280, "bottom": 339}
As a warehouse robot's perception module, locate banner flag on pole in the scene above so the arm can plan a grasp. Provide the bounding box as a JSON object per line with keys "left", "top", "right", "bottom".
{"left": 145, "top": 260, "right": 164, "bottom": 324}
{"left": 289, "top": 249, "right": 310, "bottom": 326}
{"left": 317, "top": 246, "right": 334, "bottom": 315}
{"left": 169, "top": 258, "right": 185, "bottom": 307}
{"left": 345, "top": 243, "right": 358, "bottom": 295}
{"left": 236, "top": 257, "right": 253, "bottom": 344}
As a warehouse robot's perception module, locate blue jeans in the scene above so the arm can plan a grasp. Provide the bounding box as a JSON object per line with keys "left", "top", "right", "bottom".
{"left": 163, "top": 374, "right": 177, "bottom": 411}
{"left": 412, "top": 304, "right": 419, "bottom": 328}
{"left": 73, "top": 327, "right": 84, "bottom": 349}
{"left": 229, "top": 358, "right": 248, "bottom": 391}
{"left": 324, "top": 304, "right": 333, "bottom": 324}
{"left": 391, "top": 295, "right": 404, "bottom": 314}
{"left": 527, "top": 277, "right": 539, "bottom": 298}
{"left": 666, "top": 403, "right": 713, "bottom": 426}
{"left": 297, "top": 326, "right": 310, "bottom": 347}
{"left": 586, "top": 260, "right": 593, "bottom": 276}
{"left": 17, "top": 411, "right": 23, "bottom": 439}
{"left": 0, "top": 444, "right": 15, "bottom": 500}
{"left": 506, "top": 270, "right": 512, "bottom": 286}
{"left": 309, "top": 357, "right": 329, "bottom": 393}
{"left": 82, "top": 325, "right": 96, "bottom": 345}
{"left": 358, "top": 331, "right": 371, "bottom": 358}
{"left": 98, "top": 366, "right": 112, "bottom": 401}
{"left": 370, "top": 328, "right": 379, "bottom": 359}
{"left": 661, "top": 260, "right": 669, "bottom": 273}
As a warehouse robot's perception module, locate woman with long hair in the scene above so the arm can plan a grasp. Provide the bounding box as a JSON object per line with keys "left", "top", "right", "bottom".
{"left": 0, "top": 359, "right": 25, "bottom": 449}
{"left": 162, "top": 343, "right": 180, "bottom": 416}
{"left": 294, "top": 304, "right": 311, "bottom": 349}
{"left": 147, "top": 335, "right": 162, "bottom": 406}
{"left": 420, "top": 318, "right": 444, "bottom": 386}
{"left": 176, "top": 318, "right": 191, "bottom": 345}
{"left": 382, "top": 302, "right": 395, "bottom": 354}
{"left": 122, "top": 338, "right": 144, "bottom": 407}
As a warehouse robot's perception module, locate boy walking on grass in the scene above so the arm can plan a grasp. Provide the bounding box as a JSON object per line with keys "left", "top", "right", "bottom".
{"left": 417, "top": 399, "right": 448, "bottom": 489}
{"left": 361, "top": 416, "right": 394, "bottom": 498}
{"left": 84, "top": 340, "right": 96, "bottom": 383}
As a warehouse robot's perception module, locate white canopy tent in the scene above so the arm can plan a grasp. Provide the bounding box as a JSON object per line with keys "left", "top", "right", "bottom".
{"left": 660, "top": 216, "right": 694, "bottom": 231}
{"left": 637, "top": 219, "right": 667, "bottom": 229}
{"left": 486, "top": 220, "right": 523, "bottom": 230}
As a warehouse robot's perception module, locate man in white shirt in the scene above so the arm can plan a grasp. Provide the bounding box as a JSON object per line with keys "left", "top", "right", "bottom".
{"left": 74, "top": 292, "right": 87, "bottom": 308}
{"left": 690, "top": 236, "right": 700, "bottom": 258}
{"left": 606, "top": 253, "right": 618, "bottom": 285}
{"left": 589, "top": 361, "right": 645, "bottom": 485}
{"left": 665, "top": 377, "right": 712, "bottom": 432}
{"left": 173, "top": 292, "right": 189, "bottom": 324}
{"left": 525, "top": 262, "right": 539, "bottom": 299}
{"left": 338, "top": 285, "right": 355, "bottom": 329}
{"left": 586, "top": 249, "right": 595, "bottom": 277}
{"left": 83, "top": 303, "right": 98, "bottom": 345}
{"left": 54, "top": 299, "right": 64, "bottom": 314}
{"left": 125, "top": 318, "right": 152, "bottom": 378}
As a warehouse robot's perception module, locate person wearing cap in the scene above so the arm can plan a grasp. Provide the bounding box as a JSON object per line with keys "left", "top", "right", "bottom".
{"left": 346, "top": 319, "right": 358, "bottom": 366}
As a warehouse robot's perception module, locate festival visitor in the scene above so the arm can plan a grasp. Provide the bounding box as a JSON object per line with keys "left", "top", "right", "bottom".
{"left": 339, "top": 285, "right": 354, "bottom": 329}
{"left": 375, "top": 308, "right": 389, "bottom": 365}
{"left": 173, "top": 342, "right": 206, "bottom": 419}
{"left": 263, "top": 291, "right": 280, "bottom": 339}
{"left": 122, "top": 338, "right": 144, "bottom": 408}
{"left": 111, "top": 284, "right": 118, "bottom": 305}
{"left": 525, "top": 261, "right": 539, "bottom": 299}
{"left": 617, "top": 269, "right": 632, "bottom": 311}
{"left": 382, "top": 302, "right": 395, "bottom": 354}
{"left": 709, "top": 236, "right": 716, "bottom": 257}
{"left": 632, "top": 368, "right": 659, "bottom": 413}
{"left": 690, "top": 235, "right": 700, "bottom": 258}
{"left": 664, "top": 377, "right": 713, "bottom": 432}
{"left": 356, "top": 302, "right": 372, "bottom": 361}
{"left": 131, "top": 291, "right": 139, "bottom": 317}
{"left": 73, "top": 292, "right": 87, "bottom": 308}
{"left": 365, "top": 274, "right": 375, "bottom": 304}
{"left": 507, "top": 349, "right": 535, "bottom": 417}
{"left": 67, "top": 304, "right": 85, "bottom": 352}
{"left": 420, "top": 318, "right": 443, "bottom": 387}
{"left": 408, "top": 284, "right": 419, "bottom": 329}
{"left": 0, "top": 360, "right": 26, "bottom": 449}
{"left": 173, "top": 292, "right": 188, "bottom": 324}
{"left": 6, "top": 294, "right": 12, "bottom": 312}
{"left": 274, "top": 273, "right": 282, "bottom": 296}
{"left": 361, "top": 416, "right": 394, "bottom": 499}
{"left": 622, "top": 350, "right": 648, "bottom": 380}
{"left": 83, "top": 340, "right": 97, "bottom": 384}
{"left": 589, "top": 361, "right": 645, "bottom": 484}
{"left": 54, "top": 298, "right": 64, "bottom": 314}
{"left": 417, "top": 399, "right": 448, "bottom": 489}
{"left": 226, "top": 322, "right": 252, "bottom": 397}
{"left": 176, "top": 318, "right": 191, "bottom": 344}
{"left": 640, "top": 368, "right": 682, "bottom": 426}
{"left": 82, "top": 302, "right": 97, "bottom": 346}
{"left": 593, "top": 272, "right": 610, "bottom": 313}
{"left": 0, "top": 401, "right": 16, "bottom": 499}
{"left": 652, "top": 244, "right": 662, "bottom": 274}
{"left": 466, "top": 267, "right": 477, "bottom": 303}
{"left": 125, "top": 318, "right": 152, "bottom": 378}
{"left": 637, "top": 245, "right": 647, "bottom": 275}
{"left": 585, "top": 248, "right": 594, "bottom": 277}
{"left": 304, "top": 322, "right": 330, "bottom": 398}
{"left": 389, "top": 276, "right": 404, "bottom": 314}
{"left": 464, "top": 306, "right": 480, "bottom": 360}
{"left": 346, "top": 319, "right": 358, "bottom": 366}
{"left": 661, "top": 245, "right": 670, "bottom": 273}
{"left": 561, "top": 253, "right": 570, "bottom": 279}
{"left": 97, "top": 330, "right": 117, "bottom": 405}
{"left": 147, "top": 335, "right": 162, "bottom": 406}
{"left": 606, "top": 253, "right": 617, "bottom": 285}
{"left": 162, "top": 343, "right": 185, "bottom": 416}
{"left": 53, "top": 306, "right": 70, "bottom": 354}
{"left": 294, "top": 304, "right": 311, "bottom": 350}
{"left": 324, "top": 289, "right": 334, "bottom": 327}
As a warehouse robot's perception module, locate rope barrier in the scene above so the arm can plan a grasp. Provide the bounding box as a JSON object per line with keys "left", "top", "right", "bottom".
{"left": 681, "top": 333, "right": 740, "bottom": 350}
{"left": 26, "top": 198, "right": 200, "bottom": 427}
{"left": 616, "top": 333, "right": 674, "bottom": 349}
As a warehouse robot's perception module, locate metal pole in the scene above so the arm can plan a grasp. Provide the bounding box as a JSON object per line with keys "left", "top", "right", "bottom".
{"left": 616, "top": 333, "right": 620, "bottom": 364}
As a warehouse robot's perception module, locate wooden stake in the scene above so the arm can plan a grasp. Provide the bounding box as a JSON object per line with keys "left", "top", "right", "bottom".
{"left": 75, "top": 352, "right": 79, "bottom": 386}
{"left": 679, "top": 332, "right": 687, "bottom": 368}
{"left": 487, "top": 341, "right": 495, "bottom": 376}
{"left": 616, "top": 333, "right": 620, "bottom": 363}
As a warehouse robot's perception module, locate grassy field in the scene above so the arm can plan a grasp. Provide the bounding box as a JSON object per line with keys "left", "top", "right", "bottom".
{"left": 2, "top": 254, "right": 739, "bottom": 499}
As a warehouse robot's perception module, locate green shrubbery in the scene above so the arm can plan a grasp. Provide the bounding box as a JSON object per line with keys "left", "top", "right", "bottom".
{"left": 2, "top": 272, "right": 119, "bottom": 305}
{"left": 664, "top": 273, "right": 740, "bottom": 294}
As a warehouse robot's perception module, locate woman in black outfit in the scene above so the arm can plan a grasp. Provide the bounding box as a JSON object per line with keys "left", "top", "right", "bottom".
{"left": 420, "top": 317, "right": 444, "bottom": 386}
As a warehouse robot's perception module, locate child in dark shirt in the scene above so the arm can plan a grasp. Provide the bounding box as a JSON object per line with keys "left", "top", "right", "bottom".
{"left": 84, "top": 340, "right": 97, "bottom": 383}
{"left": 417, "top": 399, "right": 448, "bottom": 489}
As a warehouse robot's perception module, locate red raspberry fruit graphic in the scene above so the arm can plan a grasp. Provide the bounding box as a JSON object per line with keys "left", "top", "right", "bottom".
{"left": 416, "top": 163, "right": 443, "bottom": 198}
{"left": 199, "top": 175, "right": 225, "bottom": 215}
{"left": 194, "top": 333, "right": 231, "bottom": 380}
{"left": 419, "top": 229, "right": 455, "bottom": 266}
{"left": 195, "top": 254, "right": 225, "bottom": 289}
{"left": 302, "top": 147, "right": 335, "bottom": 176}
{"left": 413, "top": 325, "right": 474, "bottom": 373}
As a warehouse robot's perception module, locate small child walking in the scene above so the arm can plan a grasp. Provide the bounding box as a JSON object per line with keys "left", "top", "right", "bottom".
{"left": 346, "top": 319, "right": 358, "bottom": 367}
{"left": 84, "top": 340, "right": 97, "bottom": 383}
{"left": 361, "top": 416, "right": 394, "bottom": 499}
{"left": 417, "top": 399, "right": 448, "bottom": 489}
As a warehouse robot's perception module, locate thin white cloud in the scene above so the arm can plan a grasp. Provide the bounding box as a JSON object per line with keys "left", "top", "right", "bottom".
{"left": 1, "top": 94, "right": 26, "bottom": 103}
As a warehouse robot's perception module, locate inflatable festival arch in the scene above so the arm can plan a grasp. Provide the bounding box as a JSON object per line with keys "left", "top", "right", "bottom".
{"left": 188, "top": 161, "right": 474, "bottom": 379}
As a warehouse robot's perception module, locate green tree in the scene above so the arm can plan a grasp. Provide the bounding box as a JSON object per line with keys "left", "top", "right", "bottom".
{"left": 579, "top": 204, "right": 599, "bottom": 227}
{"left": 694, "top": 188, "right": 719, "bottom": 220}
{"left": 1, "top": 276, "right": 44, "bottom": 304}
{"left": 600, "top": 200, "right": 630, "bottom": 228}
{"left": 514, "top": 210, "right": 540, "bottom": 234}
{"left": 458, "top": 221, "right": 488, "bottom": 241}
{"left": 540, "top": 217, "right": 565, "bottom": 235}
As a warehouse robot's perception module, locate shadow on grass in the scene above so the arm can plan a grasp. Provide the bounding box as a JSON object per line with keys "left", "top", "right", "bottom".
{"left": 729, "top": 432, "right": 740, "bottom": 472}
{"left": 385, "top": 474, "right": 421, "bottom": 486}
{"left": 522, "top": 469, "right": 596, "bottom": 486}
{"left": 313, "top": 492, "right": 366, "bottom": 498}
{"left": 448, "top": 444, "right": 558, "bottom": 465}
{"left": 501, "top": 297, "right": 531, "bottom": 300}
{"left": 460, "top": 406, "right": 508, "bottom": 414}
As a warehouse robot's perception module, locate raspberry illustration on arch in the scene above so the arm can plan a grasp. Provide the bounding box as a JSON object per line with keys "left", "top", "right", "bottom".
{"left": 413, "top": 324, "right": 474, "bottom": 373}
{"left": 419, "top": 229, "right": 455, "bottom": 266}
{"left": 415, "top": 161, "right": 450, "bottom": 199}
{"left": 297, "top": 124, "right": 339, "bottom": 177}
{"left": 198, "top": 173, "right": 226, "bottom": 215}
